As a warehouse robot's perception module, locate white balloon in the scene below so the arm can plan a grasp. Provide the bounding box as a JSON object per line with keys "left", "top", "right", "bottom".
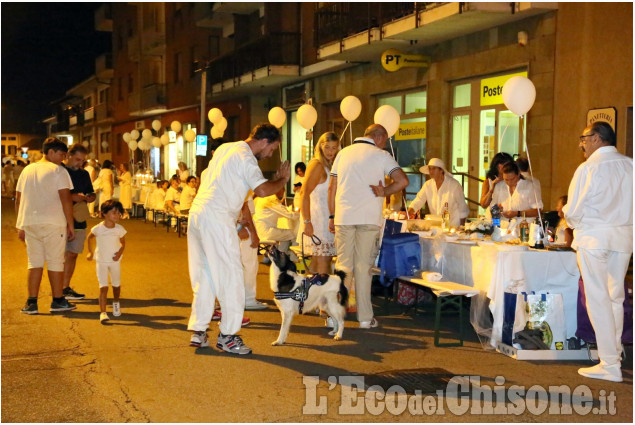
{"left": 373, "top": 104, "right": 401, "bottom": 138}
{"left": 82, "top": 141, "right": 90, "bottom": 148}
{"left": 171, "top": 121, "right": 182, "bottom": 133}
{"left": 502, "top": 76, "right": 536, "bottom": 116}
{"left": 340, "top": 96, "right": 362, "bottom": 122}
{"left": 297, "top": 104, "right": 318, "bottom": 130}
{"left": 184, "top": 129, "right": 197, "bottom": 143}
{"left": 152, "top": 120, "right": 162, "bottom": 131}
{"left": 128, "top": 140, "right": 138, "bottom": 150}
{"left": 208, "top": 108, "right": 223, "bottom": 124}
{"left": 160, "top": 134, "right": 170, "bottom": 145}
{"left": 142, "top": 129, "right": 152, "bottom": 139}
{"left": 130, "top": 130, "right": 140, "bottom": 140}
{"left": 211, "top": 127, "right": 224, "bottom": 139}
{"left": 216, "top": 117, "right": 228, "bottom": 132}
{"left": 101, "top": 141, "right": 109, "bottom": 149}
{"left": 122, "top": 132, "right": 131, "bottom": 143}
{"left": 152, "top": 137, "right": 162, "bottom": 148}
{"left": 268, "top": 107, "right": 286, "bottom": 128}
{"left": 89, "top": 139, "right": 97, "bottom": 146}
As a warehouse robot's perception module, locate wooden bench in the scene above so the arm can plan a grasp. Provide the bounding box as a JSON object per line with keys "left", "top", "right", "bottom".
{"left": 396, "top": 276, "right": 480, "bottom": 347}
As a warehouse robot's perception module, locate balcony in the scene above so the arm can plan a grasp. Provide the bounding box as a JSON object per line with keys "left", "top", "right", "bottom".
{"left": 95, "top": 3, "right": 113, "bottom": 32}
{"left": 142, "top": 25, "right": 166, "bottom": 56}
{"left": 95, "top": 53, "right": 113, "bottom": 80}
{"left": 129, "top": 84, "right": 167, "bottom": 116}
{"left": 84, "top": 107, "right": 94, "bottom": 122}
{"left": 206, "top": 33, "right": 301, "bottom": 95}
{"left": 317, "top": 2, "right": 558, "bottom": 62}
{"left": 69, "top": 115, "right": 78, "bottom": 127}
{"left": 95, "top": 103, "right": 113, "bottom": 123}
{"left": 194, "top": 2, "right": 231, "bottom": 28}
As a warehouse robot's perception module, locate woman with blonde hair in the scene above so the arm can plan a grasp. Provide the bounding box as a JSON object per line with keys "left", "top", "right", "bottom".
{"left": 297, "top": 132, "right": 340, "bottom": 274}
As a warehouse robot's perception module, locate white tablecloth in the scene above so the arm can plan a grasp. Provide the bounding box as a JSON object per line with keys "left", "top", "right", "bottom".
{"left": 419, "top": 236, "right": 580, "bottom": 348}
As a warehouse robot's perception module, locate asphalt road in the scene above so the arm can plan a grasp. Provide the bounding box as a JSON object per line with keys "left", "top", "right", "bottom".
{"left": 1, "top": 197, "right": 632, "bottom": 422}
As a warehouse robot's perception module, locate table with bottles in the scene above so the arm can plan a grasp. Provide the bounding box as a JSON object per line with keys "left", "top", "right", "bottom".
{"left": 416, "top": 233, "right": 580, "bottom": 349}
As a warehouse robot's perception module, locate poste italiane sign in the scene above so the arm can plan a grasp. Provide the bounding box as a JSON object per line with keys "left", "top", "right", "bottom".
{"left": 381, "top": 49, "right": 430, "bottom": 72}
{"left": 480, "top": 71, "right": 528, "bottom": 106}
{"left": 395, "top": 121, "right": 426, "bottom": 141}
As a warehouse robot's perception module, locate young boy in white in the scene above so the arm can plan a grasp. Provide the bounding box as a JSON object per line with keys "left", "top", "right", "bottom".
{"left": 87, "top": 200, "right": 127, "bottom": 323}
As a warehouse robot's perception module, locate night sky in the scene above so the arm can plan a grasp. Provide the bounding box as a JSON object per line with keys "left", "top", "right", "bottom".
{"left": 1, "top": 3, "right": 111, "bottom": 134}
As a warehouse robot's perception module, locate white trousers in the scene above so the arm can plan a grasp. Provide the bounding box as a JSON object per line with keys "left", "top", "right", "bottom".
{"left": 577, "top": 248, "right": 631, "bottom": 366}
{"left": 240, "top": 229, "right": 259, "bottom": 305}
{"left": 187, "top": 211, "right": 245, "bottom": 335}
{"left": 96, "top": 261, "right": 121, "bottom": 288}
{"left": 334, "top": 224, "right": 381, "bottom": 323}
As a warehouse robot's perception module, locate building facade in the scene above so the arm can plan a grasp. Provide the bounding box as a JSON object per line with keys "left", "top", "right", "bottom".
{"left": 46, "top": 2, "right": 633, "bottom": 212}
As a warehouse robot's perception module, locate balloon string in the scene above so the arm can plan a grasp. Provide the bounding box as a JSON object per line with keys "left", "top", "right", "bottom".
{"left": 279, "top": 143, "right": 288, "bottom": 207}
{"left": 521, "top": 117, "right": 544, "bottom": 236}
{"left": 339, "top": 121, "right": 351, "bottom": 146}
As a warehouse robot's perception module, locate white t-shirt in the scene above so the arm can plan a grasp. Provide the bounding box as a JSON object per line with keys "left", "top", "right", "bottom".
{"left": 150, "top": 188, "right": 166, "bottom": 210}
{"left": 15, "top": 160, "right": 74, "bottom": 229}
{"left": 90, "top": 222, "right": 127, "bottom": 263}
{"left": 409, "top": 173, "right": 469, "bottom": 227}
{"left": 179, "top": 185, "right": 197, "bottom": 211}
{"left": 490, "top": 177, "right": 543, "bottom": 216}
{"left": 563, "top": 146, "right": 633, "bottom": 252}
{"left": 331, "top": 137, "right": 400, "bottom": 226}
{"left": 165, "top": 186, "right": 181, "bottom": 207}
{"left": 191, "top": 141, "right": 267, "bottom": 223}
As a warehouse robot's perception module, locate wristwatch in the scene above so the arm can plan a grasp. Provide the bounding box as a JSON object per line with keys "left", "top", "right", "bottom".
{"left": 329, "top": 215, "right": 334, "bottom": 219}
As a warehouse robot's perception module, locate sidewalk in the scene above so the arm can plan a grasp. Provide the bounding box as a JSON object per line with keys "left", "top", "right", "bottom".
{"left": 1, "top": 197, "right": 632, "bottom": 422}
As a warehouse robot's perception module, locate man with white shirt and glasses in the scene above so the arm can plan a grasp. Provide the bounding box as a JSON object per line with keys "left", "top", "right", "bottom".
{"left": 564, "top": 121, "right": 633, "bottom": 382}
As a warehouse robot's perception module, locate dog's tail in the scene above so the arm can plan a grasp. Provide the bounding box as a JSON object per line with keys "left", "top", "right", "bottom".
{"left": 334, "top": 269, "right": 349, "bottom": 307}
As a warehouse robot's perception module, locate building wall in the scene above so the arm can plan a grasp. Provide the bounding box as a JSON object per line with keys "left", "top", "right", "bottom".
{"left": 551, "top": 2, "right": 633, "bottom": 204}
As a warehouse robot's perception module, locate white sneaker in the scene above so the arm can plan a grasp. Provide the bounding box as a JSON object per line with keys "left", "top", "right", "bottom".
{"left": 578, "top": 363, "right": 622, "bottom": 382}
{"left": 359, "top": 318, "right": 379, "bottom": 329}
{"left": 244, "top": 301, "right": 268, "bottom": 310}
{"left": 112, "top": 301, "right": 121, "bottom": 317}
{"left": 100, "top": 312, "right": 110, "bottom": 323}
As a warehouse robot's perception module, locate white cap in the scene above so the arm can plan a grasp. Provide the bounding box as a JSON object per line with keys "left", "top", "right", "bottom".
{"left": 419, "top": 158, "right": 446, "bottom": 175}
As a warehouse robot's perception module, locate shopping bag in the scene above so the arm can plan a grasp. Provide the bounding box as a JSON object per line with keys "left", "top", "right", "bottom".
{"left": 502, "top": 292, "right": 527, "bottom": 346}
{"left": 523, "top": 292, "right": 566, "bottom": 350}
{"left": 397, "top": 283, "right": 430, "bottom": 306}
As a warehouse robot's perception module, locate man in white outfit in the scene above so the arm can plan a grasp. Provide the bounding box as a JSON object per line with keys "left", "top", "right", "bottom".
{"left": 187, "top": 123, "right": 290, "bottom": 354}
{"left": 407, "top": 158, "right": 469, "bottom": 227}
{"left": 564, "top": 121, "right": 633, "bottom": 382}
{"left": 328, "top": 124, "right": 409, "bottom": 328}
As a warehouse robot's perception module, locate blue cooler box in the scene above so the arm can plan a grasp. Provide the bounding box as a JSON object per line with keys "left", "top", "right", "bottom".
{"left": 378, "top": 233, "right": 421, "bottom": 286}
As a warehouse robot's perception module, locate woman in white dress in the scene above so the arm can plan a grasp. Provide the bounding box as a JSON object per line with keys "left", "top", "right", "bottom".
{"left": 297, "top": 132, "right": 340, "bottom": 274}
{"left": 117, "top": 163, "right": 132, "bottom": 219}
{"left": 177, "top": 162, "right": 189, "bottom": 187}
{"left": 98, "top": 160, "right": 114, "bottom": 213}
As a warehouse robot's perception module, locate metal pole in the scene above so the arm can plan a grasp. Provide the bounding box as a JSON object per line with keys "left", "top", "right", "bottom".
{"left": 200, "top": 68, "right": 207, "bottom": 136}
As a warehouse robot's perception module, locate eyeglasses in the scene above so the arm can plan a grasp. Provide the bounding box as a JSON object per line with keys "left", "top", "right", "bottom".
{"left": 579, "top": 133, "right": 595, "bottom": 142}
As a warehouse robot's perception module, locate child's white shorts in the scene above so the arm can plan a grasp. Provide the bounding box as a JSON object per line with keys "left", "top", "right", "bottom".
{"left": 96, "top": 261, "right": 121, "bottom": 288}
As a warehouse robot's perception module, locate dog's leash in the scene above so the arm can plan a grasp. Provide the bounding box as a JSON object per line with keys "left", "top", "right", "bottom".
{"left": 301, "top": 232, "right": 321, "bottom": 274}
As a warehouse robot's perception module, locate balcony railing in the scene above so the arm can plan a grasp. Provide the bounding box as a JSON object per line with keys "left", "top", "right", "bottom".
{"left": 314, "top": 2, "right": 443, "bottom": 47}
{"left": 84, "top": 107, "right": 94, "bottom": 122}
{"left": 206, "top": 33, "right": 300, "bottom": 86}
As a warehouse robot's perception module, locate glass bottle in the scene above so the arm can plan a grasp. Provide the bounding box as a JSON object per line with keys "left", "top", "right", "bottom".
{"left": 533, "top": 217, "right": 545, "bottom": 249}
{"left": 442, "top": 202, "right": 450, "bottom": 230}
{"left": 519, "top": 212, "right": 529, "bottom": 243}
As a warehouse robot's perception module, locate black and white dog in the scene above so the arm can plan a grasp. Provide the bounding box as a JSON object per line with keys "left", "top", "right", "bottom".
{"left": 268, "top": 246, "right": 348, "bottom": 345}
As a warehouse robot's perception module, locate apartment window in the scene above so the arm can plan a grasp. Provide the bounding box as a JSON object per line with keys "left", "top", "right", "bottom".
{"left": 128, "top": 73, "right": 134, "bottom": 93}
{"left": 99, "top": 88, "right": 109, "bottom": 104}
{"left": 174, "top": 52, "right": 182, "bottom": 83}
{"left": 100, "top": 132, "right": 111, "bottom": 153}
{"left": 9, "top": 136, "right": 16, "bottom": 140}
{"left": 190, "top": 46, "right": 198, "bottom": 78}
{"left": 84, "top": 97, "right": 93, "bottom": 109}
{"left": 208, "top": 35, "right": 220, "bottom": 58}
